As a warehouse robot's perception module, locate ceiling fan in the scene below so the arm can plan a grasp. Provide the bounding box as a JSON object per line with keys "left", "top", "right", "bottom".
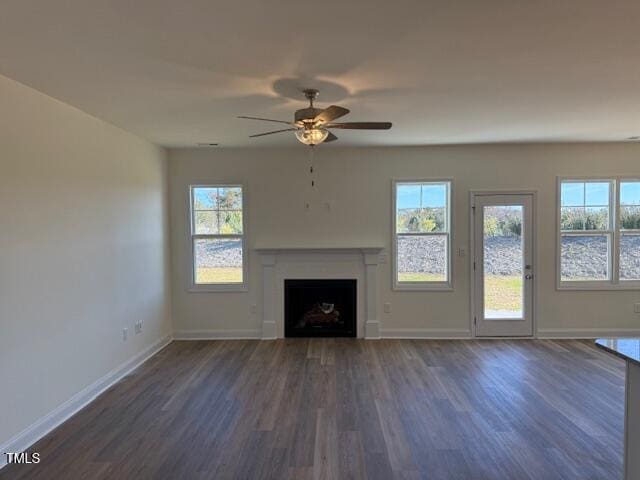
{"left": 238, "top": 89, "right": 392, "bottom": 146}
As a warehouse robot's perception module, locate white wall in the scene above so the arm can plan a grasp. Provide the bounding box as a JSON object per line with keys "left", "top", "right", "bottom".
{"left": 0, "top": 74, "right": 172, "bottom": 448}
{"left": 169, "top": 144, "right": 640, "bottom": 337}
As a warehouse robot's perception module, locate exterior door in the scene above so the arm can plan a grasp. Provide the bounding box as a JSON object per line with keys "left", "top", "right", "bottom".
{"left": 473, "top": 194, "right": 534, "bottom": 336}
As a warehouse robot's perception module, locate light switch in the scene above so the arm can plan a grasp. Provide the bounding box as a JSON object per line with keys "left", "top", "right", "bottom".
{"left": 384, "top": 302, "right": 392, "bottom": 314}
{"left": 458, "top": 247, "right": 466, "bottom": 257}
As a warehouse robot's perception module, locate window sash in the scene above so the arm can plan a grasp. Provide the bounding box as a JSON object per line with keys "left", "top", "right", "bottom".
{"left": 560, "top": 232, "right": 612, "bottom": 282}
{"left": 560, "top": 229, "right": 612, "bottom": 235}
{"left": 192, "top": 234, "right": 243, "bottom": 240}
{"left": 395, "top": 234, "right": 450, "bottom": 285}
{"left": 619, "top": 181, "right": 640, "bottom": 284}
{"left": 193, "top": 208, "right": 242, "bottom": 213}
{"left": 560, "top": 180, "right": 613, "bottom": 206}
{"left": 396, "top": 232, "right": 449, "bottom": 237}
{"left": 560, "top": 180, "right": 614, "bottom": 233}
{"left": 192, "top": 237, "right": 244, "bottom": 285}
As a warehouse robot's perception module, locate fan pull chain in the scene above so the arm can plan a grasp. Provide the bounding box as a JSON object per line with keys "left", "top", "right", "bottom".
{"left": 308, "top": 145, "right": 316, "bottom": 188}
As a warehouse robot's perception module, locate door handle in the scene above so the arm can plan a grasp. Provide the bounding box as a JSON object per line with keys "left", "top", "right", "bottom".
{"left": 525, "top": 274, "right": 533, "bottom": 280}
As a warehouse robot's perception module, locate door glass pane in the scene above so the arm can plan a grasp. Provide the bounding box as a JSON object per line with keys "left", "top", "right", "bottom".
{"left": 483, "top": 206, "right": 524, "bottom": 319}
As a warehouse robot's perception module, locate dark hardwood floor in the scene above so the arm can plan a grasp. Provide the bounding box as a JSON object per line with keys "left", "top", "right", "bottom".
{"left": 1, "top": 339, "right": 625, "bottom": 479}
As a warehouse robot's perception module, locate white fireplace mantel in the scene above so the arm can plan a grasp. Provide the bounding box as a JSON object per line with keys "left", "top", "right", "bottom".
{"left": 255, "top": 246, "right": 384, "bottom": 339}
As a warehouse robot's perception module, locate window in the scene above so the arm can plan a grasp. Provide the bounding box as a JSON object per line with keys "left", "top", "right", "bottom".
{"left": 393, "top": 180, "right": 452, "bottom": 289}
{"left": 190, "top": 185, "right": 246, "bottom": 290}
{"left": 560, "top": 180, "right": 613, "bottom": 282}
{"left": 620, "top": 181, "right": 640, "bottom": 281}
{"left": 558, "top": 178, "right": 640, "bottom": 288}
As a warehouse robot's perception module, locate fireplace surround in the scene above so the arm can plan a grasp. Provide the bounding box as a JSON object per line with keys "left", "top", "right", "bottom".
{"left": 255, "top": 246, "right": 383, "bottom": 339}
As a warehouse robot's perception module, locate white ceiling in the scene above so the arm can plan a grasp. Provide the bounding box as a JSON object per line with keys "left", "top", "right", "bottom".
{"left": 1, "top": 0, "right": 639, "bottom": 147}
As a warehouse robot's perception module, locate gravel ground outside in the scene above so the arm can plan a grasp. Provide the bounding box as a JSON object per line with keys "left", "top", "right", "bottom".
{"left": 194, "top": 235, "right": 640, "bottom": 280}
{"left": 561, "top": 235, "right": 640, "bottom": 280}
{"left": 560, "top": 235, "right": 608, "bottom": 280}
{"left": 196, "top": 239, "right": 242, "bottom": 268}
{"left": 620, "top": 235, "right": 640, "bottom": 280}
{"left": 397, "top": 236, "right": 447, "bottom": 276}
{"left": 398, "top": 235, "right": 640, "bottom": 279}
{"left": 397, "top": 236, "right": 527, "bottom": 276}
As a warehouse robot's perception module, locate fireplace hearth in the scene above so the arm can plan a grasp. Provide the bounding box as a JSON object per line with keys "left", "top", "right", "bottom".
{"left": 284, "top": 279, "right": 356, "bottom": 337}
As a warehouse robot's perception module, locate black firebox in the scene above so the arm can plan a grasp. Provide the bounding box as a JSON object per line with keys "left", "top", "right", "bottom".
{"left": 284, "top": 279, "right": 357, "bottom": 337}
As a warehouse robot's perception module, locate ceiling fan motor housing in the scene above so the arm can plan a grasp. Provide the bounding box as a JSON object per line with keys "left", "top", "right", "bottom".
{"left": 295, "top": 107, "right": 322, "bottom": 125}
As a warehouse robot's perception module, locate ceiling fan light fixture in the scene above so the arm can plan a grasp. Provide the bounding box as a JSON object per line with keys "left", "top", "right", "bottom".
{"left": 295, "top": 127, "right": 329, "bottom": 146}
{"left": 238, "top": 89, "right": 391, "bottom": 145}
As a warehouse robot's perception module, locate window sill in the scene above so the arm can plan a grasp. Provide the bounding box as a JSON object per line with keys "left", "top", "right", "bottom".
{"left": 557, "top": 282, "right": 640, "bottom": 291}
{"left": 393, "top": 283, "right": 454, "bottom": 292}
{"left": 188, "top": 284, "right": 248, "bottom": 293}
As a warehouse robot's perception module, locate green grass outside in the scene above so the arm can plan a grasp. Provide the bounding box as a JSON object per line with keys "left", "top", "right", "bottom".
{"left": 196, "top": 267, "right": 243, "bottom": 284}
{"left": 484, "top": 275, "right": 523, "bottom": 312}
{"left": 398, "top": 272, "right": 523, "bottom": 312}
{"left": 398, "top": 272, "right": 446, "bottom": 282}
{"left": 198, "top": 268, "right": 521, "bottom": 310}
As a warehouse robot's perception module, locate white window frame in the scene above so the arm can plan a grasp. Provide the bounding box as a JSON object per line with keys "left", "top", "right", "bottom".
{"left": 392, "top": 179, "right": 453, "bottom": 291}
{"left": 619, "top": 178, "right": 640, "bottom": 287}
{"left": 188, "top": 183, "right": 248, "bottom": 292}
{"left": 556, "top": 176, "right": 640, "bottom": 290}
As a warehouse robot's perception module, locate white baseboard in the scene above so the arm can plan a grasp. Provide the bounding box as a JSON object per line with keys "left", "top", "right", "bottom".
{"left": 173, "top": 329, "right": 262, "bottom": 340}
{"left": 0, "top": 334, "right": 172, "bottom": 470}
{"left": 537, "top": 328, "right": 640, "bottom": 339}
{"left": 380, "top": 328, "right": 472, "bottom": 339}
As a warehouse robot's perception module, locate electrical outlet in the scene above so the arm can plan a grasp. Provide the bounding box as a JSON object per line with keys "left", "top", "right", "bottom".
{"left": 634, "top": 303, "right": 640, "bottom": 314}
{"left": 135, "top": 320, "right": 143, "bottom": 334}
{"left": 384, "top": 302, "right": 392, "bottom": 314}
{"left": 122, "top": 327, "right": 128, "bottom": 341}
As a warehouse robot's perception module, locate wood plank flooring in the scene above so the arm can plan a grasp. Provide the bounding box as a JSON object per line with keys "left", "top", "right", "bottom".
{"left": 1, "top": 340, "right": 625, "bottom": 479}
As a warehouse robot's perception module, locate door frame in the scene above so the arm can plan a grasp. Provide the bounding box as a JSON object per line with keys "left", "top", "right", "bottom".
{"left": 469, "top": 190, "right": 538, "bottom": 338}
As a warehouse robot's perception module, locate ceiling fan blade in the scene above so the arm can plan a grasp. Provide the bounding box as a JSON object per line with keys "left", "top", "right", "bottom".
{"left": 238, "top": 116, "right": 293, "bottom": 125}
{"left": 326, "top": 122, "right": 392, "bottom": 130}
{"left": 249, "top": 128, "right": 296, "bottom": 138}
{"left": 324, "top": 132, "right": 338, "bottom": 142}
{"left": 313, "top": 105, "right": 350, "bottom": 124}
